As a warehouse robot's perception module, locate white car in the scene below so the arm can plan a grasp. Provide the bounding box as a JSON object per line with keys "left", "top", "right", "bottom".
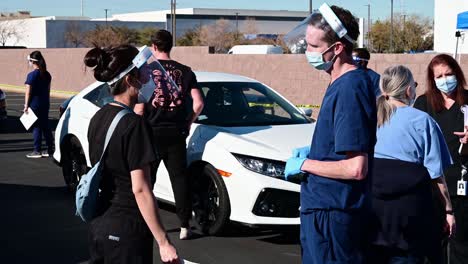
{"left": 53, "top": 72, "right": 315, "bottom": 235}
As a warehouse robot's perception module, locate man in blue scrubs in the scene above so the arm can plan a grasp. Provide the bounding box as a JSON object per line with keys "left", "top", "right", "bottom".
{"left": 284, "top": 4, "right": 377, "bottom": 264}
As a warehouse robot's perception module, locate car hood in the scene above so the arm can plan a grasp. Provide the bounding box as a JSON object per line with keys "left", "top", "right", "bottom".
{"left": 198, "top": 123, "right": 315, "bottom": 161}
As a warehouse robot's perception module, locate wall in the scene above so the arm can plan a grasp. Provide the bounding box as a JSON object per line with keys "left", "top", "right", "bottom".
{"left": 2, "top": 47, "right": 468, "bottom": 115}
{"left": 434, "top": 0, "right": 468, "bottom": 54}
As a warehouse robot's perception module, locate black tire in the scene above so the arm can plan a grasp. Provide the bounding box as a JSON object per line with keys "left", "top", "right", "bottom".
{"left": 192, "top": 163, "right": 230, "bottom": 236}
{"left": 61, "top": 137, "right": 87, "bottom": 192}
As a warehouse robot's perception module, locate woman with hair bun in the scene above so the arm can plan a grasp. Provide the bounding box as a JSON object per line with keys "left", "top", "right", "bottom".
{"left": 24, "top": 50, "right": 54, "bottom": 158}
{"left": 370, "top": 65, "right": 454, "bottom": 263}
{"left": 84, "top": 44, "right": 178, "bottom": 263}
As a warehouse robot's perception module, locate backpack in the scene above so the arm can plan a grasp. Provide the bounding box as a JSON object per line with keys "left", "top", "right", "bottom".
{"left": 75, "top": 109, "right": 131, "bottom": 222}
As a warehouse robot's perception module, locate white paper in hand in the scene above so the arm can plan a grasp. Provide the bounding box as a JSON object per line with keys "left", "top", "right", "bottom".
{"left": 19, "top": 108, "right": 38, "bottom": 130}
{"left": 180, "top": 259, "right": 199, "bottom": 264}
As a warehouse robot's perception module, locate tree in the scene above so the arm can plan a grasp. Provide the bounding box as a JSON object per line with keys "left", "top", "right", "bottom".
{"left": 0, "top": 20, "right": 23, "bottom": 46}
{"left": 177, "top": 27, "right": 201, "bottom": 46}
{"left": 136, "top": 27, "right": 158, "bottom": 46}
{"left": 369, "top": 14, "right": 433, "bottom": 53}
{"left": 369, "top": 20, "right": 391, "bottom": 53}
{"left": 112, "top": 26, "right": 139, "bottom": 45}
{"left": 176, "top": 18, "right": 287, "bottom": 53}
{"left": 84, "top": 25, "right": 139, "bottom": 47}
{"left": 198, "top": 19, "right": 238, "bottom": 53}
{"left": 64, "top": 21, "right": 85, "bottom": 47}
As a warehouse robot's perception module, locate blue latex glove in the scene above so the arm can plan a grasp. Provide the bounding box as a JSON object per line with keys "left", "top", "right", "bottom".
{"left": 284, "top": 157, "right": 306, "bottom": 180}
{"left": 292, "top": 146, "right": 310, "bottom": 158}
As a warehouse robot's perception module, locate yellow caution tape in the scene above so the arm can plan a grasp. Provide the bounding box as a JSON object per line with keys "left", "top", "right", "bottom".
{"left": 248, "top": 102, "right": 276, "bottom": 107}
{"left": 0, "top": 84, "right": 78, "bottom": 95}
{"left": 295, "top": 104, "right": 321, "bottom": 108}
{"left": 248, "top": 102, "right": 321, "bottom": 108}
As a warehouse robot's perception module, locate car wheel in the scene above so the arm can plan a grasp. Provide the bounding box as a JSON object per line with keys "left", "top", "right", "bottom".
{"left": 62, "top": 138, "right": 87, "bottom": 192}
{"left": 192, "top": 163, "right": 230, "bottom": 236}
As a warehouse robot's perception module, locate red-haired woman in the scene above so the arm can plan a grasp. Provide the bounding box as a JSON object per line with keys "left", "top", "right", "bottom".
{"left": 414, "top": 54, "right": 468, "bottom": 264}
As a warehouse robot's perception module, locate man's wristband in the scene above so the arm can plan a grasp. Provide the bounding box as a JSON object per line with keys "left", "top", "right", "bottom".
{"left": 446, "top": 210, "right": 454, "bottom": 215}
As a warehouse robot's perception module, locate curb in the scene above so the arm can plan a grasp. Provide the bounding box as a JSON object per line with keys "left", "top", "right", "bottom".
{"left": 0, "top": 84, "right": 77, "bottom": 99}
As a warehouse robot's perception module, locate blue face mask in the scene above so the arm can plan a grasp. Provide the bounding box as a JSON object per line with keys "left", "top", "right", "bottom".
{"left": 305, "top": 44, "right": 336, "bottom": 71}
{"left": 435, "top": 75, "right": 458, "bottom": 94}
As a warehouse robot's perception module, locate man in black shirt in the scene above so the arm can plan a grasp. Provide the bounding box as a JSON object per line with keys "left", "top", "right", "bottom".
{"left": 135, "top": 30, "right": 204, "bottom": 240}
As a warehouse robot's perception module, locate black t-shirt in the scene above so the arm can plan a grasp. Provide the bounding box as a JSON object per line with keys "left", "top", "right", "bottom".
{"left": 414, "top": 92, "right": 468, "bottom": 195}
{"left": 144, "top": 60, "right": 198, "bottom": 128}
{"left": 88, "top": 104, "right": 156, "bottom": 211}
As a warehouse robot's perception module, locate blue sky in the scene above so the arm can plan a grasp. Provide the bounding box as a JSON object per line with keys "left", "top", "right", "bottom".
{"left": 0, "top": 0, "right": 434, "bottom": 21}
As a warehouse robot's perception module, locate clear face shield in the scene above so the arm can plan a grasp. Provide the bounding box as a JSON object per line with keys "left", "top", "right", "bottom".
{"left": 283, "top": 3, "right": 354, "bottom": 54}
{"left": 107, "top": 46, "right": 179, "bottom": 104}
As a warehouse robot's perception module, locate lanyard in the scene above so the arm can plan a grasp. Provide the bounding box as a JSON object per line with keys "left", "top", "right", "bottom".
{"left": 110, "top": 100, "right": 134, "bottom": 113}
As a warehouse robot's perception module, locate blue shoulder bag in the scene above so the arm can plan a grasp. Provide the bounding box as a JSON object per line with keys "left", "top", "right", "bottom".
{"left": 75, "top": 108, "right": 131, "bottom": 222}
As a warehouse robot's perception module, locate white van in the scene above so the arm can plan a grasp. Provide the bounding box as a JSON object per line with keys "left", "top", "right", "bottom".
{"left": 228, "top": 45, "right": 283, "bottom": 54}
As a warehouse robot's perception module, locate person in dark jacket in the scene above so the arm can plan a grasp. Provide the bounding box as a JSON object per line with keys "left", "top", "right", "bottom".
{"left": 370, "top": 65, "right": 454, "bottom": 263}
{"left": 414, "top": 54, "right": 468, "bottom": 264}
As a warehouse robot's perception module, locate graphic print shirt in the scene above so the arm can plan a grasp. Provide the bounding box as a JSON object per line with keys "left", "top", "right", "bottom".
{"left": 145, "top": 60, "right": 198, "bottom": 128}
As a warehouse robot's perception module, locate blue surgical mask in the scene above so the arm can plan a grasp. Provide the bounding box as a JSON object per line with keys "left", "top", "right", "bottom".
{"left": 305, "top": 44, "right": 336, "bottom": 71}
{"left": 435, "top": 75, "right": 458, "bottom": 94}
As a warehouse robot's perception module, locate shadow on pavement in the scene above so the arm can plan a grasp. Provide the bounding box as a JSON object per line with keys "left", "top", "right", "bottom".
{"left": 0, "top": 183, "right": 89, "bottom": 264}
{"left": 158, "top": 202, "right": 299, "bottom": 245}
{"left": 0, "top": 115, "right": 58, "bottom": 134}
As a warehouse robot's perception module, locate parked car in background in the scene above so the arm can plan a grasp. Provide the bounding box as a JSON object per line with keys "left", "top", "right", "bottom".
{"left": 228, "top": 45, "right": 284, "bottom": 54}
{"left": 53, "top": 72, "right": 315, "bottom": 235}
{"left": 0, "top": 89, "right": 7, "bottom": 120}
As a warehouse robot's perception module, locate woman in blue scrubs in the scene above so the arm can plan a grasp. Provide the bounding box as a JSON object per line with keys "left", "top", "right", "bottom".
{"left": 370, "top": 65, "right": 454, "bottom": 263}
{"left": 24, "top": 51, "right": 53, "bottom": 158}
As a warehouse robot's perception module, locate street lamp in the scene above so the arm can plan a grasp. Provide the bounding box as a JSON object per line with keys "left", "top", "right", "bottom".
{"left": 104, "top": 8, "right": 110, "bottom": 26}
{"left": 309, "top": 0, "right": 313, "bottom": 14}
{"left": 235, "top": 12, "right": 240, "bottom": 40}
{"left": 365, "top": 3, "right": 371, "bottom": 49}
{"left": 390, "top": 0, "right": 394, "bottom": 53}
{"left": 171, "top": 0, "right": 177, "bottom": 46}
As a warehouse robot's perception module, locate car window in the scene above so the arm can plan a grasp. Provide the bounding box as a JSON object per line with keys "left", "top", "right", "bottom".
{"left": 197, "top": 82, "right": 310, "bottom": 127}
{"left": 83, "top": 83, "right": 113, "bottom": 108}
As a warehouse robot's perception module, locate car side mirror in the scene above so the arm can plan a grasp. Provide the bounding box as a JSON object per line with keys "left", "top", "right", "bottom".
{"left": 299, "top": 107, "right": 313, "bottom": 117}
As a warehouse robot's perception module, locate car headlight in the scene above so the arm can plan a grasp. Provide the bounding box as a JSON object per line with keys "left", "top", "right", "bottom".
{"left": 232, "top": 153, "right": 285, "bottom": 178}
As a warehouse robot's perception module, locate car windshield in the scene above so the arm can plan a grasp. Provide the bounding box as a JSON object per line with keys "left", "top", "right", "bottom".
{"left": 196, "top": 82, "right": 310, "bottom": 127}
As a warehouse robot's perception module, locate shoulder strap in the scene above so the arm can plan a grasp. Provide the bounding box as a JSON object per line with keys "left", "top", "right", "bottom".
{"left": 99, "top": 109, "right": 132, "bottom": 161}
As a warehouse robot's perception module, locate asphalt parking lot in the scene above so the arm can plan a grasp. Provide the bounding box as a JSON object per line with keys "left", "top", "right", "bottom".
{"left": 0, "top": 91, "right": 301, "bottom": 264}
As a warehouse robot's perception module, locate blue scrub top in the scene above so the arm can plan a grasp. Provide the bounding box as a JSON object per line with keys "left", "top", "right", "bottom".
{"left": 25, "top": 69, "right": 51, "bottom": 112}
{"left": 375, "top": 106, "right": 453, "bottom": 179}
{"left": 301, "top": 68, "right": 377, "bottom": 212}
{"left": 367, "top": 69, "right": 381, "bottom": 97}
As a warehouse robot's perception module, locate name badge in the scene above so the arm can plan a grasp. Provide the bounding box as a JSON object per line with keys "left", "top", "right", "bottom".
{"left": 458, "top": 180, "right": 467, "bottom": 196}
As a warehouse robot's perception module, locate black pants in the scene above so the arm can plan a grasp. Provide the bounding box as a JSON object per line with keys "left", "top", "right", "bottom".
{"left": 152, "top": 127, "right": 191, "bottom": 228}
{"left": 88, "top": 207, "right": 153, "bottom": 264}
{"left": 448, "top": 196, "right": 468, "bottom": 264}
{"left": 368, "top": 245, "right": 425, "bottom": 264}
